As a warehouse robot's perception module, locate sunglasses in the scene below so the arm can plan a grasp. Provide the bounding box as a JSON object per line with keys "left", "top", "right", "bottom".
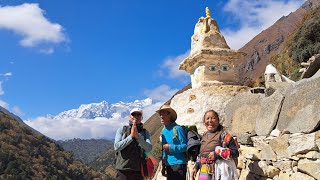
{"left": 131, "top": 113, "right": 142, "bottom": 117}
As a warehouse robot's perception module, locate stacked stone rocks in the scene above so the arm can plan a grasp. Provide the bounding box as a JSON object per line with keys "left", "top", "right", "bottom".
{"left": 222, "top": 70, "right": 320, "bottom": 179}
{"left": 163, "top": 71, "right": 320, "bottom": 180}
{"left": 237, "top": 130, "right": 320, "bottom": 180}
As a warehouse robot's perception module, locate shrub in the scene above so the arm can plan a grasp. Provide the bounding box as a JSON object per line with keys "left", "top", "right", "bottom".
{"left": 289, "top": 9, "right": 320, "bottom": 63}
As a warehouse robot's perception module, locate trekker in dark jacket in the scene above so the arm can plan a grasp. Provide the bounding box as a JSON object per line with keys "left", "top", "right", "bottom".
{"left": 114, "top": 108, "right": 152, "bottom": 180}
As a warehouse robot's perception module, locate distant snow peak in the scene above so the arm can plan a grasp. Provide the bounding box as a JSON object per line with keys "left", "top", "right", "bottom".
{"left": 141, "top": 98, "right": 152, "bottom": 105}
{"left": 51, "top": 98, "right": 154, "bottom": 120}
{"left": 77, "top": 101, "right": 111, "bottom": 119}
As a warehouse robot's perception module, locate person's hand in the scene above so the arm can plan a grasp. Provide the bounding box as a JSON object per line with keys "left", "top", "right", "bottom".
{"left": 130, "top": 122, "right": 139, "bottom": 139}
{"left": 215, "top": 146, "right": 231, "bottom": 160}
{"left": 191, "top": 168, "right": 197, "bottom": 180}
{"left": 163, "top": 144, "right": 170, "bottom": 152}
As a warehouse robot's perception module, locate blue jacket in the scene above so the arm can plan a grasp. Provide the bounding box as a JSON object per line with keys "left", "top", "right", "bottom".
{"left": 162, "top": 122, "right": 187, "bottom": 165}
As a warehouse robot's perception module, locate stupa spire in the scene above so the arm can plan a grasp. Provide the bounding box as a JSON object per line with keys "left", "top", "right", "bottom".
{"left": 179, "top": 7, "right": 246, "bottom": 88}
{"left": 206, "top": 7, "right": 211, "bottom": 18}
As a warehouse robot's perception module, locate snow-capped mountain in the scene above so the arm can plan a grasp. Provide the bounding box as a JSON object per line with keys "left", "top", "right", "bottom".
{"left": 50, "top": 98, "right": 153, "bottom": 119}
{"left": 26, "top": 98, "right": 162, "bottom": 140}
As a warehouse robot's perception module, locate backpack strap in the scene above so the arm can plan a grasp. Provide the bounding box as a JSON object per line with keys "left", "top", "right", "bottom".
{"left": 162, "top": 125, "right": 181, "bottom": 141}
{"left": 221, "top": 130, "right": 239, "bottom": 149}
{"left": 224, "top": 134, "right": 233, "bottom": 144}
{"left": 140, "top": 128, "right": 147, "bottom": 140}
{"left": 173, "top": 126, "right": 178, "bottom": 140}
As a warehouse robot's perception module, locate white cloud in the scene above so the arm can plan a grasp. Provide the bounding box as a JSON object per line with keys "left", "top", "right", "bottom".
{"left": 1, "top": 72, "right": 12, "bottom": 77}
{"left": 0, "top": 81, "right": 8, "bottom": 110}
{"left": 39, "top": 47, "right": 54, "bottom": 54}
{"left": 142, "top": 84, "right": 179, "bottom": 120}
{"left": 159, "top": 51, "right": 190, "bottom": 80}
{"left": 0, "top": 3, "right": 67, "bottom": 48}
{"left": 222, "top": 0, "right": 304, "bottom": 49}
{"left": 12, "top": 106, "right": 24, "bottom": 117}
{"left": 24, "top": 117, "right": 128, "bottom": 140}
{"left": 24, "top": 102, "right": 162, "bottom": 140}
{"left": 0, "top": 81, "right": 4, "bottom": 96}
{"left": 0, "top": 79, "right": 25, "bottom": 117}
{"left": 141, "top": 101, "right": 163, "bottom": 121}
{"left": 222, "top": 26, "right": 262, "bottom": 50}
{"left": 0, "top": 82, "right": 9, "bottom": 110}
{"left": 0, "top": 100, "right": 9, "bottom": 109}
{"left": 144, "top": 84, "right": 178, "bottom": 103}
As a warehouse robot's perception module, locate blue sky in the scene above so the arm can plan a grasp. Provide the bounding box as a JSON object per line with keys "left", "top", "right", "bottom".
{"left": 0, "top": 0, "right": 305, "bottom": 139}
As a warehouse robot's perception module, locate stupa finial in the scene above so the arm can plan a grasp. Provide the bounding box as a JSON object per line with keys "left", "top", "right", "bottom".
{"left": 206, "top": 7, "right": 211, "bottom": 18}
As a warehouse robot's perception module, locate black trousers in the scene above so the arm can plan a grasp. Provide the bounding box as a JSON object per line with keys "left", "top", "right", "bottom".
{"left": 116, "top": 170, "right": 143, "bottom": 180}
{"left": 166, "top": 164, "right": 187, "bottom": 180}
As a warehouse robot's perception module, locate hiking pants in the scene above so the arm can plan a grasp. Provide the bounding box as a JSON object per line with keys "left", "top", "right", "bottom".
{"left": 166, "top": 164, "right": 187, "bottom": 180}
{"left": 116, "top": 170, "right": 143, "bottom": 180}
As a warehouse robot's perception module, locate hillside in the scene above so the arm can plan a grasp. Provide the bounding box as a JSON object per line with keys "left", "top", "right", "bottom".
{"left": 270, "top": 6, "right": 320, "bottom": 79}
{"left": 57, "top": 138, "right": 114, "bottom": 164}
{"left": 238, "top": 0, "right": 320, "bottom": 86}
{"left": 0, "top": 108, "right": 109, "bottom": 179}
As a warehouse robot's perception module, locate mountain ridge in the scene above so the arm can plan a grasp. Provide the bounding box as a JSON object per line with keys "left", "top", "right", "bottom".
{"left": 49, "top": 98, "right": 153, "bottom": 120}
{"left": 0, "top": 108, "right": 108, "bottom": 179}
{"left": 237, "top": 0, "right": 320, "bottom": 85}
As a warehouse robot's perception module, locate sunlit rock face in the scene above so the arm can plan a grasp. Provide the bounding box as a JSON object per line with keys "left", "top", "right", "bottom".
{"left": 171, "top": 85, "right": 249, "bottom": 134}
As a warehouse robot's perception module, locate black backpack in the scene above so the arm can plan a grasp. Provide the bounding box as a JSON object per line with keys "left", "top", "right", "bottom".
{"left": 183, "top": 125, "right": 201, "bottom": 161}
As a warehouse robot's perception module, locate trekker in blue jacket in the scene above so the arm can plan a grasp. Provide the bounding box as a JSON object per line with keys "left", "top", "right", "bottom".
{"left": 114, "top": 108, "right": 152, "bottom": 180}
{"left": 157, "top": 105, "right": 187, "bottom": 180}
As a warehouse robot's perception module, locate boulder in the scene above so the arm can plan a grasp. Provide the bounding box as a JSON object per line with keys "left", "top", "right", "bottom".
{"left": 269, "top": 134, "right": 290, "bottom": 159}
{"left": 305, "top": 151, "right": 320, "bottom": 160}
{"left": 248, "top": 161, "right": 280, "bottom": 178}
{"left": 277, "top": 171, "right": 290, "bottom": 180}
{"left": 256, "top": 90, "right": 284, "bottom": 136}
{"left": 273, "top": 160, "right": 293, "bottom": 173}
{"left": 239, "top": 145, "right": 261, "bottom": 161}
{"left": 288, "top": 132, "right": 319, "bottom": 156}
{"left": 225, "top": 93, "right": 264, "bottom": 142}
{"left": 276, "top": 76, "right": 320, "bottom": 133}
{"left": 291, "top": 172, "right": 315, "bottom": 180}
{"left": 259, "top": 143, "right": 277, "bottom": 161}
{"left": 298, "top": 159, "right": 320, "bottom": 179}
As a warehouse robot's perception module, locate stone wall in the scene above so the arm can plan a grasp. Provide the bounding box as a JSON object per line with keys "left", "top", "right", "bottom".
{"left": 238, "top": 131, "right": 320, "bottom": 180}
{"left": 153, "top": 71, "right": 320, "bottom": 179}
